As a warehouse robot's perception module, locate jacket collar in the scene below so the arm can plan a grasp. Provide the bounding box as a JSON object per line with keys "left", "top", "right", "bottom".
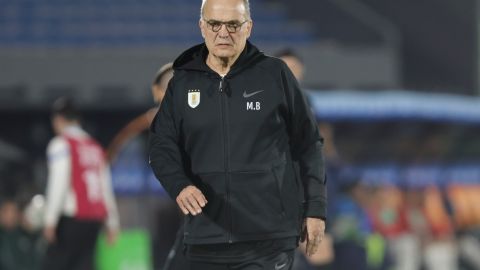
{"left": 173, "top": 41, "right": 265, "bottom": 77}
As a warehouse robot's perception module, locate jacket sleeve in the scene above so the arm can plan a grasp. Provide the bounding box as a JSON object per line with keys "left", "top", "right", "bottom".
{"left": 44, "top": 137, "right": 70, "bottom": 227}
{"left": 281, "top": 65, "right": 327, "bottom": 220}
{"left": 148, "top": 81, "right": 193, "bottom": 199}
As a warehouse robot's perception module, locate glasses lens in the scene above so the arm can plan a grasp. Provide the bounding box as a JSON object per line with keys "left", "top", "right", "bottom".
{"left": 210, "top": 21, "right": 221, "bottom": 32}
{"left": 226, "top": 23, "right": 237, "bottom": 33}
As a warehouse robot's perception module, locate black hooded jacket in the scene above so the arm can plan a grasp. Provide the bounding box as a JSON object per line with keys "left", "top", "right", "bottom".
{"left": 149, "top": 41, "right": 326, "bottom": 245}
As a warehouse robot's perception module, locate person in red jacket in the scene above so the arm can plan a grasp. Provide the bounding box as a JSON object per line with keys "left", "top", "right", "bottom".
{"left": 42, "top": 97, "right": 120, "bottom": 270}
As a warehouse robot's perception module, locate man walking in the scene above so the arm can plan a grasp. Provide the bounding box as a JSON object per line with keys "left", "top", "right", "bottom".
{"left": 149, "top": 0, "right": 326, "bottom": 269}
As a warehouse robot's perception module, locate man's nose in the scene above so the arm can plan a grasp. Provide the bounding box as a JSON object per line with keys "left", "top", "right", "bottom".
{"left": 218, "top": 24, "right": 230, "bottom": 37}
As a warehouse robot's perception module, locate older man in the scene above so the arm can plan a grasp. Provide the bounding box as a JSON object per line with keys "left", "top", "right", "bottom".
{"left": 149, "top": 0, "right": 326, "bottom": 269}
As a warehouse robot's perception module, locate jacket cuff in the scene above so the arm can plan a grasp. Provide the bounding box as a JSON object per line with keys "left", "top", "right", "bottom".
{"left": 304, "top": 201, "right": 327, "bottom": 220}
{"left": 168, "top": 178, "right": 193, "bottom": 200}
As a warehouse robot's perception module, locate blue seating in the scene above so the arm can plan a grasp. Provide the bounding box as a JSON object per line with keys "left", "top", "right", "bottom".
{"left": 0, "top": 0, "right": 314, "bottom": 47}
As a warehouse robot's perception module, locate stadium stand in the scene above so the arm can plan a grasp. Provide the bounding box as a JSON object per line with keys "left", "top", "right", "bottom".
{"left": 0, "top": 0, "right": 314, "bottom": 47}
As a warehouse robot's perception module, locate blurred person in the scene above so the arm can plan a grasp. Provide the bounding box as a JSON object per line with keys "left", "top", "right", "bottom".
{"left": 0, "top": 198, "right": 44, "bottom": 270}
{"left": 149, "top": 0, "right": 327, "bottom": 269}
{"left": 274, "top": 49, "right": 334, "bottom": 270}
{"left": 0, "top": 199, "right": 22, "bottom": 269}
{"left": 274, "top": 48, "right": 305, "bottom": 82}
{"left": 445, "top": 183, "right": 480, "bottom": 270}
{"left": 328, "top": 170, "right": 394, "bottom": 270}
{"left": 330, "top": 173, "right": 373, "bottom": 270}
{"left": 0, "top": 199, "right": 19, "bottom": 230}
{"left": 457, "top": 231, "right": 480, "bottom": 270}
{"left": 369, "top": 185, "right": 418, "bottom": 270}
{"left": 106, "top": 62, "right": 173, "bottom": 163}
{"left": 404, "top": 185, "right": 457, "bottom": 270}
{"left": 42, "top": 97, "right": 120, "bottom": 270}
{"left": 106, "top": 63, "right": 189, "bottom": 270}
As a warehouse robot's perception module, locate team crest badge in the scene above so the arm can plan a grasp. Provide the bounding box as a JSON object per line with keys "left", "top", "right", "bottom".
{"left": 188, "top": 89, "right": 200, "bottom": 108}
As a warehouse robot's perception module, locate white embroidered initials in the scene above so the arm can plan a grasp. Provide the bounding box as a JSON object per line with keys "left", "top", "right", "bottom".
{"left": 246, "top": 102, "right": 261, "bottom": 111}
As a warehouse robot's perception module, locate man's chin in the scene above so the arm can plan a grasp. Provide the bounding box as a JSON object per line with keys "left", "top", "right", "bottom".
{"left": 213, "top": 47, "right": 234, "bottom": 55}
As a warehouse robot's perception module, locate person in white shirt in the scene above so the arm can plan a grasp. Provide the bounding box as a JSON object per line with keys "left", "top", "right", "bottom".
{"left": 42, "top": 97, "right": 119, "bottom": 270}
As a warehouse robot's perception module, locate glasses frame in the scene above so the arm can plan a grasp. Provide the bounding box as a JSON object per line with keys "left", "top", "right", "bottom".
{"left": 203, "top": 19, "right": 249, "bottom": 33}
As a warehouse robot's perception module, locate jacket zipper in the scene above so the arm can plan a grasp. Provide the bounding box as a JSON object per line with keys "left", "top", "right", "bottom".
{"left": 219, "top": 77, "right": 233, "bottom": 243}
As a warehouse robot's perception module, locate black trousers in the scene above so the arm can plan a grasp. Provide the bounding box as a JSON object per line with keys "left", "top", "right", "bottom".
{"left": 42, "top": 216, "right": 103, "bottom": 270}
{"left": 187, "top": 249, "right": 295, "bottom": 270}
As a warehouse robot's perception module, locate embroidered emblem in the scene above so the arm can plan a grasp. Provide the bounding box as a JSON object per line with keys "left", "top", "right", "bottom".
{"left": 188, "top": 89, "right": 200, "bottom": 108}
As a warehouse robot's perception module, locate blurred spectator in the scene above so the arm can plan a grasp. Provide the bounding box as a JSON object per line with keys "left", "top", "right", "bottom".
{"left": 0, "top": 198, "right": 44, "bottom": 270}
{"left": 42, "top": 97, "right": 120, "bottom": 270}
{"left": 274, "top": 48, "right": 305, "bottom": 82}
{"left": 446, "top": 183, "right": 480, "bottom": 270}
{"left": 0, "top": 199, "right": 19, "bottom": 230}
{"left": 368, "top": 185, "right": 416, "bottom": 270}
{"left": 404, "top": 185, "right": 457, "bottom": 270}
{"left": 106, "top": 63, "right": 187, "bottom": 270}
{"left": 330, "top": 174, "right": 372, "bottom": 270}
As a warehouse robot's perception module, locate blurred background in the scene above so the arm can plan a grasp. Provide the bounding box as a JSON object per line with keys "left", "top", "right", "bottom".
{"left": 1, "top": 0, "right": 480, "bottom": 269}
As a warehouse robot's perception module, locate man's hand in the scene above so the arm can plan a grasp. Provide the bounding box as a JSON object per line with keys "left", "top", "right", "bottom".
{"left": 300, "top": 217, "right": 326, "bottom": 257}
{"left": 176, "top": 185, "right": 208, "bottom": 216}
{"left": 43, "top": 226, "right": 56, "bottom": 244}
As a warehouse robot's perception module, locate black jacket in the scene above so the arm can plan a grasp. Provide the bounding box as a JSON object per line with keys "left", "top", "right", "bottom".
{"left": 149, "top": 41, "right": 326, "bottom": 245}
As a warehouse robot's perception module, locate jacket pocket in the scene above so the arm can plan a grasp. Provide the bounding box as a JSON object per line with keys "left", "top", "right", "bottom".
{"left": 272, "top": 164, "right": 287, "bottom": 216}
{"left": 229, "top": 168, "right": 289, "bottom": 236}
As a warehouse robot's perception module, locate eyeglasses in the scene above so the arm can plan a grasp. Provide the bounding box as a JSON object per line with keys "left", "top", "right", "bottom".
{"left": 203, "top": 19, "right": 248, "bottom": 33}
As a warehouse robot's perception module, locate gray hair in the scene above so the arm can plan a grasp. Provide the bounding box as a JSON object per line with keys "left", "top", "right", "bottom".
{"left": 200, "top": 0, "right": 251, "bottom": 20}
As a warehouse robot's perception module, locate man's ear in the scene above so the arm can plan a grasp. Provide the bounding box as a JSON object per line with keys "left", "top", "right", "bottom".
{"left": 245, "top": 20, "right": 253, "bottom": 39}
{"left": 199, "top": 19, "right": 206, "bottom": 38}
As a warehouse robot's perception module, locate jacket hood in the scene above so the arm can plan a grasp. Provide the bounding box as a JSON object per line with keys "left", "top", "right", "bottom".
{"left": 173, "top": 41, "right": 265, "bottom": 76}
